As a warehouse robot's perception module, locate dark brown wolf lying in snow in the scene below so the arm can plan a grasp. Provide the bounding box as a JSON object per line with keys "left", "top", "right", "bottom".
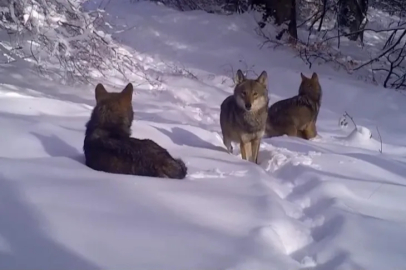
{"left": 83, "top": 82, "right": 187, "bottom": 179}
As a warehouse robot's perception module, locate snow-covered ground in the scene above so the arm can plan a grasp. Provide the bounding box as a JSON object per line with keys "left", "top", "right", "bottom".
{"left": 1, "top": 0, "right": 406, "bottom": 269}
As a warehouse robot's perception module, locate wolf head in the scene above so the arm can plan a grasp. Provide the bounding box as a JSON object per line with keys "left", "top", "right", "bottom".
{"left": 299, "top": 72, "right": 322, "bottom": 103}
{"left": 233, "top": 69, "right": 269, "bottom": 112}
{"left": 90, "top": 82, "right": 134, "bottom": 134}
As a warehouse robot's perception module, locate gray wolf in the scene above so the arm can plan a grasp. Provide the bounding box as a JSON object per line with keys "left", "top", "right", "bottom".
{"left": 220, "top": 69, "right": 269, "bottom": 163}
{"left": 265, "top": 72, "right": 322, "bottom": 140}
{"left": 83, "top": 83, "right": 187, "bottom": 179}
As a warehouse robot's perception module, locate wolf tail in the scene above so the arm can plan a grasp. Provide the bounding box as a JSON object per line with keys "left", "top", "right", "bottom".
{"left": 159, "top": 158, "right": 188, "bottom": 179}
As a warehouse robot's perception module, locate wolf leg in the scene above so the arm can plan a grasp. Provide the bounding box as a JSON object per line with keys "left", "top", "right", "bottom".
{"left": 296, "top": 130, "right": 307, "bottom": 139}
{"left": 303, "top": 121, "right": 317, "bottom": 140}
{"left": 223, "top": 136, "right": 233, "bottom": 154}
{"left": 284, "top": 125, "right": 298, "bottom": 137}
{"left": 246, "top": 142, "right": 253, "bottom": 162}
{"left": 241, "top": 141, "right": 253, "bottom": 162}
{"left": 251, "top": 138, "right": 261, "bottom": 164}
{"left": 239, "top": 141, "right": 246, "bottom": 160}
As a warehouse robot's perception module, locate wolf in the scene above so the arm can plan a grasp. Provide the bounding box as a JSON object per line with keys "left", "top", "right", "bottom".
{"left": 220, "top": 69, "right": 269, "bottom": 164}
{"left": 265, "top": 72, "right": 322, "bottom": 140}
{"left": 83, "top": 82, "right": 187, "bottom": 179}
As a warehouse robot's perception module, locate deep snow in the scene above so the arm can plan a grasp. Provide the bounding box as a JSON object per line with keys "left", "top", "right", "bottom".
{"left": 1, "top": 0, "right": 406, "bottom": 269}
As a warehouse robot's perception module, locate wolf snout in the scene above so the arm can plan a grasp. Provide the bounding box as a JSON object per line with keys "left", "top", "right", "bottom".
{"left": 245, "top": 103, "right": 252, "bottom": 110}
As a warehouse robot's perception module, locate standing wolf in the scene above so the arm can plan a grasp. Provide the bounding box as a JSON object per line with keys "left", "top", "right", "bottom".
{"left": 265, "top": 72, "right": 322, "bottom": 140}
{"left": 83, "top": 82, "right": 187, "bottom": 179}
{"left": 220, "top": 70, "right": 269, "bottom": 164}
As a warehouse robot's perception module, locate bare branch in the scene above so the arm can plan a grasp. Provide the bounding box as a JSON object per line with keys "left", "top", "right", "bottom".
{"left": 376, "top": 126, "right": 383, "bottom": 153}
{"left": 344, "top": 111, "right": 357, "bottom": 129}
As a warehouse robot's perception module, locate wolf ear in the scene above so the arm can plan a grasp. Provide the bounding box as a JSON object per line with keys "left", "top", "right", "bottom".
{"left": 256, "top": 70, "right": 268, "bottom": 86}
{"left": 311, "top": 72, "right": 319, "bottom": 81}
{"left": 95, "top": 83, "right": 108, "bottom": 103}
{"left": 235, "top": 69, "right": 245, "bottom": 84}
{"left": 120, "top": 83, "right": 134, "bottom": 104}
{"left": 300, "top": 73, "right": 307, "bottom": 81}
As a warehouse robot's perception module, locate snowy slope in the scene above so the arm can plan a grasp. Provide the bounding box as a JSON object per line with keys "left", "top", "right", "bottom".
{"left": 1, "top": 0, "right": 406, "bottom": 269}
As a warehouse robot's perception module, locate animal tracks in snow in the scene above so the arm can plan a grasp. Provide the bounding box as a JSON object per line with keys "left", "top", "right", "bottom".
{"left": 258, "top": 143, "right": 321, "bottom": 173}
{"left": 180, "top": 130, "right": 373, "bottom": 269}
{"left": 251, "top": 141, "right": 348, "bottom": 269}
{"left": 188, "top": 168, "right": 248, "bottom": 179}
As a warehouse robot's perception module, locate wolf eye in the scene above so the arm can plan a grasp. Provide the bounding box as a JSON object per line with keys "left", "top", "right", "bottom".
{"left": 253, "top": 92, "right": 258, "bottom": 96}
{"left": 241, "top": 92, "right": 246, "bottom": 96}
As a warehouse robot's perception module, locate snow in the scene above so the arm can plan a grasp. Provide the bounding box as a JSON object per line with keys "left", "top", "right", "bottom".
{"left": 1, "top": 0, "right": 406, "bottom": 269}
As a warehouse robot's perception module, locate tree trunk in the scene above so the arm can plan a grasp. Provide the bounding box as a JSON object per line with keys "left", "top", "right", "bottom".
{"left": 288, "top": 0, "right": 297, "bottom": 40}
{"left": 338, "top": 0, "right": 369, "bottom": 41}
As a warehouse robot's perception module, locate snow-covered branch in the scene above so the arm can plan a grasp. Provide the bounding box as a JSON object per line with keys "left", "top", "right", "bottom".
{"left": 0, "top": 0, "right": 140, "bottom": 84}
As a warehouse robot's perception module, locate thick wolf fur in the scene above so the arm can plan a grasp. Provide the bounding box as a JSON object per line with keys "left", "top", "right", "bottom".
{"left": 220, "top": 69, "right": 269, "bottom": 163}
{"left": 265, "top": 72, "right": 322, "bottom": 140}
{"left": 83, "top": 83, "right": 187, "bottom": 179}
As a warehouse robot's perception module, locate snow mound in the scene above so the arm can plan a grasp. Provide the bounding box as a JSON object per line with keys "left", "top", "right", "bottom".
{"left": 345, "top": 126, "right": 372, "bottom": 143}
